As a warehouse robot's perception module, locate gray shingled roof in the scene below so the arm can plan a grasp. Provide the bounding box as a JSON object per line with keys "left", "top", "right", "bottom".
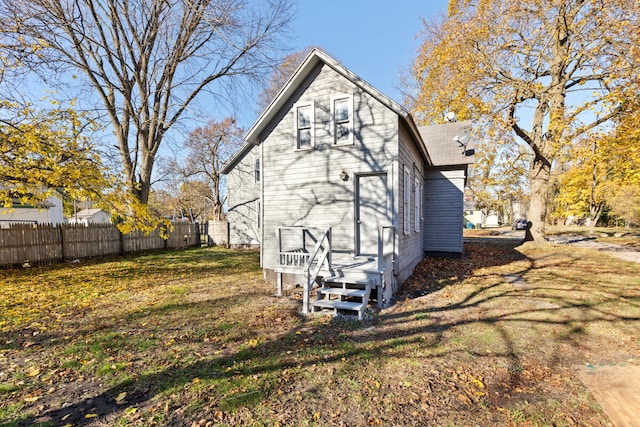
{"left": 418, "top": 120, "right": 475, "bottom": 167}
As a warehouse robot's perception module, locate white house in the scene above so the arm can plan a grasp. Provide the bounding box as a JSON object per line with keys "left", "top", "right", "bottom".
{"left": 222, "top": 49, "right": 474, "bottom": 318}
{"left": 68, "top": 208, "right": 111, "bottom": 225}
{"left": 0, "top": 195, "right": 65, "bottom": 227}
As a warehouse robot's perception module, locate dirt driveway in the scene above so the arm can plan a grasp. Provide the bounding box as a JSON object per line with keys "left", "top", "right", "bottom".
{"left": 468, "top": 228, "right": 640, "bottom": 264}
{"left": 546, "top": 235, "right": 640, "bottom": 264}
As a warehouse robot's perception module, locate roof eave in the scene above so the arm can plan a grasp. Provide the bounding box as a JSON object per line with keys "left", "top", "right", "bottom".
{"left": 403, "top": 114, "right": 433, "bottom": 167}
{"left": 227, "top": 48, "right": 432, "bottom": 173}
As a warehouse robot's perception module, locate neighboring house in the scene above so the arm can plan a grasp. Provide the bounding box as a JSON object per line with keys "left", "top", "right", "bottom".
{"left": 512, "top": 200, "right": 528, "bottom": 221}
{"left": 222, "top": 49, "right": 474, "bottom": 318}
{"left": 68, "top": 208, "right": 111, "bottom": 225}
{"left": 464, "top": 200, "right": 483, "bottom": 229}
{"left": 464, "top": 200, "right": 502, "bottom": 228}
{"left": 464, "top": 199, "right": 514, "bottom": 228}
{"left": 0, "top": 195, "right": 64, "bottom": 227}
{"left": 419, "top": 121, "right": 476, "bottom": 244}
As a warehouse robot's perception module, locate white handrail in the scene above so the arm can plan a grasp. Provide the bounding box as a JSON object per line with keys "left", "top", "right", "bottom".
{"left": 377, "top": 225, "right": 394, "bottom": 272}
{"left": 303, "top": 228, "right": 332, "bottom": 314}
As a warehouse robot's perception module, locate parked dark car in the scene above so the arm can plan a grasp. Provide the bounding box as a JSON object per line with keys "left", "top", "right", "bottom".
{"left": 512, "top": 219, "right": 528, "bottom": 230}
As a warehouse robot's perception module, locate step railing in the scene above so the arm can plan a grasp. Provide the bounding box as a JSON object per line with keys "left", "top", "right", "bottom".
{"left": 303, "top": 228, "right": 332, "bottom": 314}
{"left": 377, "top": 225, "right": 394, "bottom": 271}
{"left": 277, "top": 226, "right": 329, "bottom": 267}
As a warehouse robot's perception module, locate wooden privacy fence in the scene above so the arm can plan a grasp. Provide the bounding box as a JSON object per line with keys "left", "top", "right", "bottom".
{"left": 0, "top": 222, "right": 200, "bottom": 267}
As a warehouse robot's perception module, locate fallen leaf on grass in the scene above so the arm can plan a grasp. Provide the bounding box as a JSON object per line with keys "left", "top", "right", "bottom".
{"left": 470, "top": 376, "right": 485, "bottom": 389}
{"left": 115, "top": 391, "right": 127, "bottom": 402}
{"left": 85, "top": 413, "right": 98, "bottom": 418}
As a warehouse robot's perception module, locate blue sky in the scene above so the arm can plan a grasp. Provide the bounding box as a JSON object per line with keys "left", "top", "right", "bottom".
{"left": 227, "top": 0, "right": 449, "bottom": 128}
{"left": 288, "top": 1, "right": 448, "bottom": 106}
{"left": 23, "top": 2, "right": 450, "bottom": 158}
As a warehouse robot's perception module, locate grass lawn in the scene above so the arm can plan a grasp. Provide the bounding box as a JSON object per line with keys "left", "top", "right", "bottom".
{"left": 1, "top": 237, "right": 639, "bottom": 426}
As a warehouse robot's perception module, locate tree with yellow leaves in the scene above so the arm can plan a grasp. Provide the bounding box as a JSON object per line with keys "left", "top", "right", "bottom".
{"left": 0, "top": 0, "right": 293, "bottom": 205}
{"left": 411, "top": 0, "right": 639, "bottom": 241}
{"left": 0, "top": 38, "right": 167, "bottom": 234}
{"left": 0, "top": 102, "right": 107, "bottom": 208}
{"left": 0, "top": 102, "right": 169, "bottom": 234}
{"left": 555, "top": 99, "right": 640, "bottom": 232}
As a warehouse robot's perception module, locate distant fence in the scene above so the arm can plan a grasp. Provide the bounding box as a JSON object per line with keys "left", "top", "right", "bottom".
{"left": 0, "top": 222, "right": 200, "bottom": 268}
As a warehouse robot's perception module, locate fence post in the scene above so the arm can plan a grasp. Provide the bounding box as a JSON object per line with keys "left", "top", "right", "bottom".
{"left": 59, "top": 224, "right": 67, "bottom": 262}
{"left": 119, "top": 228, "right": 125, "bottom": 256}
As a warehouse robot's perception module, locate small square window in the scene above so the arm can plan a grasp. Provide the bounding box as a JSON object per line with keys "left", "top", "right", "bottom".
{"left": 296, "top": 104, "right": 313, "bottom": 149}
{"left": 336, "top": 123, "right": 350, "bottom": 143}
{"left": 331, "top": 95, "right": 353, "bottom": 145}
{"left": 334, "top": 98, "right": 349, "bottom": 122}
{"left": 298, "top": 105, "right": 311, "bottom": 128}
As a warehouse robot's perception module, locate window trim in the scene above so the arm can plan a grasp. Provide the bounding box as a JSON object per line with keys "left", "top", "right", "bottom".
{"left": 403, "top": 166, "right": 410, "bottom": 235}
{"left": 414, "top": 176, "right": 421, "bottom": 232}
{"left": 293, "top": 101, "right": 315, "bottom": 150}
{"left": 256, "top": 200, "right": 261, "bottom": 228}
{"left": 330, "top": 93, "right": 354, "bottom": 145}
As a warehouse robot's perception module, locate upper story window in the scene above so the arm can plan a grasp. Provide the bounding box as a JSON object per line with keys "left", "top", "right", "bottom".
{"left": 294, "top": 102, "right": 314, "bottom": 149}
{"left": 254, "top": 157, "right": 260, "bottom": 183}
{"left": 331, "top": 94, "right": 353, "bottom": 145}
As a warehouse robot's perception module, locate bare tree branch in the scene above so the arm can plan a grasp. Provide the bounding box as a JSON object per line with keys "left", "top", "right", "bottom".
{"left": 0, "top": 0, "right": 293, "bottom": 204}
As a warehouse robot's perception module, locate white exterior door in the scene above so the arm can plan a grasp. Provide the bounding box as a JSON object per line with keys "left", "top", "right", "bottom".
{"left": 356, "top": 173, "right": 390, "bottom": 256}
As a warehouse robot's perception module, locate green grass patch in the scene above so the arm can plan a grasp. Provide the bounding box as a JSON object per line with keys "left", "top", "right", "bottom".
{"left": 1, "top": 241, "right": 638, "bottom": 426}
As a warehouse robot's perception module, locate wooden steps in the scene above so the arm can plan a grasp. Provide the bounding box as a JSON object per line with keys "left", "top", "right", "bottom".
{"left": 311, "top": 277, "right": 372, "bottom": 320}
{"left": 317, "top": 287, "right": 367, "bottom": 298}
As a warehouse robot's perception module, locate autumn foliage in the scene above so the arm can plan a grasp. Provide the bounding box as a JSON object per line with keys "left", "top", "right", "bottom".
{"left": 0, "top": 102, "right": 107, "bottom": 208}
{"left": 411, "top": 0, "right": 639, "bottom": 240}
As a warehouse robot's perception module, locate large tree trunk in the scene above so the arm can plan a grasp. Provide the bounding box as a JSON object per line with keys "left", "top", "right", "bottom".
{"left": 588, "top": 140, "right": 602, "bottom": 236}
{"left": 526, "top": 155, "right": 551, "bottom": 242}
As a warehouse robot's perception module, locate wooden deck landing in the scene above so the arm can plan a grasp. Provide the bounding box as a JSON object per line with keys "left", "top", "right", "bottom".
{"left": 575, "top": 363, "right": 640, "bottom": 427}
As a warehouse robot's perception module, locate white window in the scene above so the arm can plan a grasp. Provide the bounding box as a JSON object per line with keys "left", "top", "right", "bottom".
{"left": 414, "top": 177, "right": 421, "bottom": 232}
{"left": 254, "top": 157, "right": 260, "bottom": 183}
{"left": 294, "top": 102, "right": 314, "bottom": 149}
{"left": 403, "top": 166, "right": 410, "bottom": 235}
{"left": 331, "top": 94, "right": 353, "bottom": 145}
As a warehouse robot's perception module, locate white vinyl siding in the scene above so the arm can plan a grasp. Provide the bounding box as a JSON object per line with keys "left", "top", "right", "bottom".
{"left": 403, "top": 166, "right": 410, "bottom": 235}
{"left": 423, "top": 169, "right": 465, "bottom": 254}
{"left": 260, "top": 62, "right": 398, "bottom": 269}
{"left": 227, "top": 147, "right": 261, "bottom": 246}
{"left": 330, "top": 93, "right": 353, "bottom": 145}
{"left": 397, "top": 121, "right": 425, "bottom": 285}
